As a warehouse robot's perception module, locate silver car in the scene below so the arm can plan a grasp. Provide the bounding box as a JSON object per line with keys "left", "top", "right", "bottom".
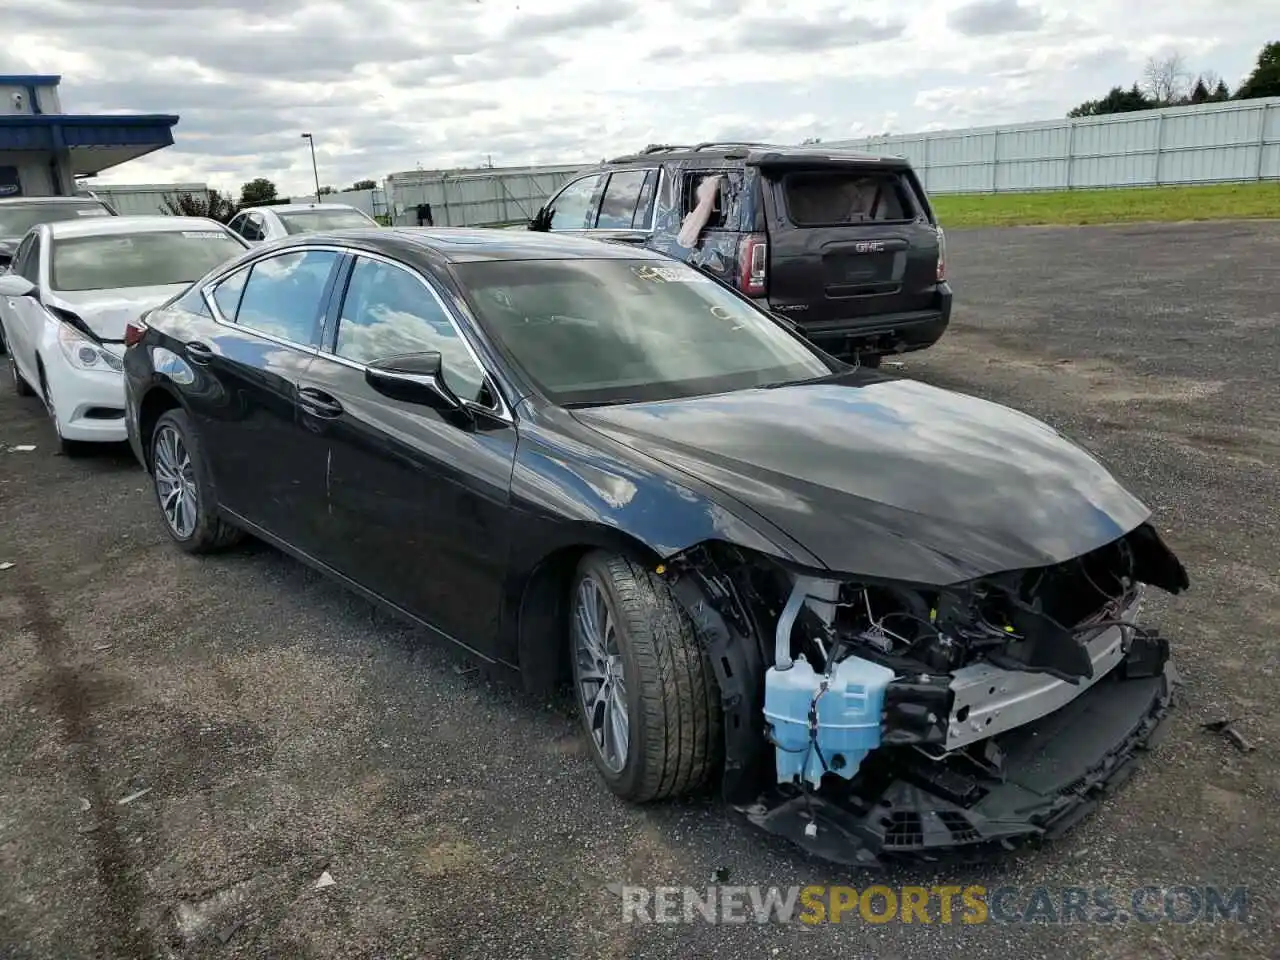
{"left": 226, "top": 202, "right": 379, "bottom": 244}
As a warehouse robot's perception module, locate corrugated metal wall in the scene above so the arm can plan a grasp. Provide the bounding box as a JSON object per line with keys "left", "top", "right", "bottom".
{"left": 384, "top": 164, "right": 583, "bottom": 227}
{"left": 826, "top": 97, "right": 1280, "bottom": 194}
{"left": 84, "top": 182, "right": 211, "bottom": 215}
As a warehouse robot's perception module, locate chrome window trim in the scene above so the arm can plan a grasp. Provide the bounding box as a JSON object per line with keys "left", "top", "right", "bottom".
{"left": 200, "top": 246, "right": 348, "bottom": 357}
{"left": 321, "top": 248, "right": 513, "bottom": 423}
{"left": 200, "top": 243, "right": 513, "bottom": 424}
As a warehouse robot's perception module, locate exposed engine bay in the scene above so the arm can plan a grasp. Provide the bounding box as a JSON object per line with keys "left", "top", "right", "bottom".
{"left": 662, "top": 522, "right": 1189, "bottom": 864}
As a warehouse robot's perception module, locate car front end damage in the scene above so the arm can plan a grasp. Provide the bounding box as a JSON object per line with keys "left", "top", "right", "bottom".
{"left": 660, "top": 522, "right": 1189, "bottom": 865}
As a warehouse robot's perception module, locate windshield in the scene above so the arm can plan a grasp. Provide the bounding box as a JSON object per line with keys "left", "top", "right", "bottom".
{"left": 455, "top": 258, "right": 833, "bottom": 406}
{"left": 0, "top": 201, "right": 112, "bottom": 239}
{"left": 50, "top": 230, "right": 246, "bottom": 292}
{"left": 277, "top": 209, "right": 375, "bottom": 234}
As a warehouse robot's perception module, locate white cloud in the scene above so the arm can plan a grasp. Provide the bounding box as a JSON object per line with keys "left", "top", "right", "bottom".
{"left": 0, "top": 0, "right": 1268, "bottom": 194}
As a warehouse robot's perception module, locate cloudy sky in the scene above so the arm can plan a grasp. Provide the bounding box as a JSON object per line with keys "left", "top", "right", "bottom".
{"left": 2, "top": 0, "right": 1269, "bottom": 195}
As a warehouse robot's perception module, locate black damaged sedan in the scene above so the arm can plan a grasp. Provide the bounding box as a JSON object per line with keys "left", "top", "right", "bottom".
{"left": 122, "top": 228, "right": 1188, "bottom": 865}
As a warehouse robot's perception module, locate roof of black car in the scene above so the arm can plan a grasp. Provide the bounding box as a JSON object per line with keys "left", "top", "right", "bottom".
{"left": 605, "top": 142, "right": 910, "bottom": 167}
{"left": 293, "top": 227, "right": 670, "bottom": 263}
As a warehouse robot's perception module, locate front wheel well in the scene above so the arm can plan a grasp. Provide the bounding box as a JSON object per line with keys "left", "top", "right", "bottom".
{"left": 137, "top": 387, "right": 182, "bottom": 470}
{"left": 515, "top": 536, "right": 664, "bottom": 694}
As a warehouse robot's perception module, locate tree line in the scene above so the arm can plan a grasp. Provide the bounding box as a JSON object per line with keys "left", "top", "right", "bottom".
{"left": 1069, "top": 41, "right": 1280, "bottom": 118}
{"left": 162, "top": 176, "right": 379, "bottom": 223}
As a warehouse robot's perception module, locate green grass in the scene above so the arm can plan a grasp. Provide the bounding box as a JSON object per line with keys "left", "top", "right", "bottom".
{"left": 931, "top": 181, "right": 1280, "bottom": 228}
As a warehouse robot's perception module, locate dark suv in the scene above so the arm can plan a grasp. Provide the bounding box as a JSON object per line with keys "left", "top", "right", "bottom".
{"left": 529, "top": 142, "right": 951, "bottom": 364}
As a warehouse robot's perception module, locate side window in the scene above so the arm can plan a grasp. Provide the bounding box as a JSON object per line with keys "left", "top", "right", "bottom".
{"left": 210, "top": 266, "right": 249, "bottom": 320}
{"left": 9, "top": 235, "right": 34, "bottom": 279}
{"left": 19, "top": 235, "right": 41, "bottom": 283}
{"left": 595, "top": 170, "right": 649, "bottom": 229}
{"left": 632, "top": 169, "right": 659, "bottom": 229}
{"left": 244, "top": 214, "right": 267, "bottom": 242}
{"left": 547, "top": 175, "right": 603, "bottom": 231}
{"left": 235, "top": 250, "right": 339, "bottom": 346}
{"left": 226, "top": 214, "right": 247, "bottom": 238}
{"left": 333, "top": 256, "right": 488, "bottom": 405}
{"left": 175, "top": 285, "right": 213, "bottom": 318}
{"left": 681, "top": 172, "right": 730, "bottom": 230}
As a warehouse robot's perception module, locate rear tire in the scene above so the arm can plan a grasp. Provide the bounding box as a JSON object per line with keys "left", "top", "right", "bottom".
{"left": 150, "top": 408, "right": 243, "bottom": 553}
{"left": 569, "top": 551, "right": 723, "bottom": 802}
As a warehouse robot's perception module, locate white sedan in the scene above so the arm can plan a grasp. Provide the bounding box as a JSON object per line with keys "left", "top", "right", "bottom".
{"left": 226, "top": 201, "right": 378, "bottom": 244}
{"left": 0, "top": 215, "right": 248, "bottom": 453}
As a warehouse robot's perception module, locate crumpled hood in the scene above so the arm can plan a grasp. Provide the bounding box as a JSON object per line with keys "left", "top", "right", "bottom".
{"left": 572, "top": 377, "right": 1152, "bottom": 584}
{"left": 49, "top": 284, "right": 188, "bottom": 341}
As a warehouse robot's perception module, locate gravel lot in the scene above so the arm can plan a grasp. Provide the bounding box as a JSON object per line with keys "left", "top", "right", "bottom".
{"left": 1, "top": 220, "right": 1277, "bottom": 960}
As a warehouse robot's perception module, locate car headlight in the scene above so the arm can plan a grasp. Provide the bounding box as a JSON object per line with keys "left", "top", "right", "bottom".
{"left": 57, "top": 322, "right": 123, "bottom": 372}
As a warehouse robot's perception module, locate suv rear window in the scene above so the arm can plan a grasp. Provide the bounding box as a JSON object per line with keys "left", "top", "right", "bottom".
{"left": 782, "top": 170, "right": 917, "bottom": 226}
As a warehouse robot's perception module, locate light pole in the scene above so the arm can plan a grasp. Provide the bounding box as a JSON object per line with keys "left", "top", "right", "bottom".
{"left": 300, "top": 133, "right": 321, "bottom": 201}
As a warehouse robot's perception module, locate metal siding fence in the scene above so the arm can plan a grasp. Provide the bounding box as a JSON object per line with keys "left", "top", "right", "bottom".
{"left": 384, "top": 164, "right": 583, "bottom": 227}
{"left": 85, "top": 183, "right": 211, "bottom": 215}
{"left": 825, "top": 97, "right": 1280, "bottom": 194}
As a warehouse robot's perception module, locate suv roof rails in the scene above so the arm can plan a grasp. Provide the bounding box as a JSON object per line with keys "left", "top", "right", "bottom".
{"left": 640, "top": 144, "right": 693, "bottom": 155}
{"left": 691, "top": 141, "right": 774, "bottom": 152}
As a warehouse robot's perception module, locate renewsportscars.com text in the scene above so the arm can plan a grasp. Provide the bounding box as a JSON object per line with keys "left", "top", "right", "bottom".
{"left": 617, "top": 884, "right": 1249, "bottom": 925}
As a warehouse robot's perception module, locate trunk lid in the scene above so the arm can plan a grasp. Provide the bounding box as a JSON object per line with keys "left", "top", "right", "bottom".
{"left": 758, "top": 161, "right": 942, "bottom": 327}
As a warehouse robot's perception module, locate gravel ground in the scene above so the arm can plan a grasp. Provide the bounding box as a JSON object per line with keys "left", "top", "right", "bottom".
{"left": 1, "top": 220, "right": 1277, "bottom": 959}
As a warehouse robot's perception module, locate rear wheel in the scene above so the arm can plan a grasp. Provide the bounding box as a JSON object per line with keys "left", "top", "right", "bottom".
{"left": 569, "top": 551, "right": 723, "bottom": 802}
{"left": 150, "top": 408, "right": 242, "bottom": 553}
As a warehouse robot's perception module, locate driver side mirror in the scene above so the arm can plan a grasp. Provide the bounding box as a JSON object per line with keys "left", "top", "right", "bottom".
{"left": 0, "top": 274, "right": 36, "bottom": 298}
{"left": 529, "top": 206, "right": 552, "bottom": 232}
{"left": 364, "top": 351, "right": 469, "bottom": 417}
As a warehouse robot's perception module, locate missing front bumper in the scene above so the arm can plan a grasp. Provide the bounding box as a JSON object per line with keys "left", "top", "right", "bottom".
{"left": 740, "top": 653, "right": 1178, "bottom": 867}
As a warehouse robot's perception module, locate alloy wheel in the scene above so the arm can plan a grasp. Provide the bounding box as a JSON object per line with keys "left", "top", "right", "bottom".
{"left": 572, "top": 574, "right": 630, "bottom": 773}
{"left": 153, "top": 424, "right": 199, "bottom": 539}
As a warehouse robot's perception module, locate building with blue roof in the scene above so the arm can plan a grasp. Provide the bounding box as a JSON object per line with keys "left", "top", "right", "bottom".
{"left": 0, "top": 75, "right": 178, "bottom": 198}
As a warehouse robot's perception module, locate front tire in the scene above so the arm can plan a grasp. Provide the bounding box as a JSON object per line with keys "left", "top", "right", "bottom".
{"left": 11, "top": 353, "right": 33, "bottom": 397}
{"left": 570, "top": 551, "right": 723, "bottom": 802}
{"left": 37, "top": 364, "right": 84, "bottom": 456}
{"left": 150, "top": 408, "right": 242, "bottom": 553}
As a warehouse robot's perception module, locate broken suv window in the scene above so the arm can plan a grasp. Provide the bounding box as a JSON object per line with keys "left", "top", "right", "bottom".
{"left": 782, "top": 170, "right": 917, "bottom": 226}
{"left": 680, "top": 172, "right": 730, "bottom": 229}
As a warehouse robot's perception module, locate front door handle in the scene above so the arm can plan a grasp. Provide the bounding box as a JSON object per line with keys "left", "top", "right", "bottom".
{"left": 185, "top": 340, "right": 214, "bottom": 364}
{"left": 298, "top": 386, "right": 344, "bottom": 418}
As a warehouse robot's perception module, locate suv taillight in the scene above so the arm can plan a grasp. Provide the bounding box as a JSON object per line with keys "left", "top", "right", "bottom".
{"left": 738, "top": 233, "right": 767, "bottom": 297}
{"left": 936, "top": 226, "right": 947, "bottom": 282}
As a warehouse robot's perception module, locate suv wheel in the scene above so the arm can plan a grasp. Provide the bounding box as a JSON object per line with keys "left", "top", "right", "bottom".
{"left": 150, "top": 409, "right": 242, "bottom": 553}
{"left": 569, "top": 551, "right": 723, "bottom": 802}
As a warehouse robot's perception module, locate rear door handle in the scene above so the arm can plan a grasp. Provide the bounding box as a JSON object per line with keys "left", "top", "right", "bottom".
{"left": 298, "top": 386, "right": 344, "bottom": 418}
{"left": 185, "top": 340, "right": 214, "bottom": 364}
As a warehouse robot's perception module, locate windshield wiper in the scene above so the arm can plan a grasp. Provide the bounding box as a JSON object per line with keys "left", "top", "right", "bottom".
{"left": 755, "top": 371, "right": 845, "bottom": 390}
